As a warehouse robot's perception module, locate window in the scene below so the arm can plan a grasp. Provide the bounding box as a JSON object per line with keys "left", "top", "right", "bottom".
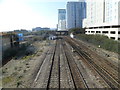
{"left": 110, "top": 31, "right": 116, "bottom": 34}
{"left": 118, "top": 38, "right": 120, "bottom": 40}
{"left": 96, "top": 31, "right": 101, "bottom": 33}
{"left": 91, "top": 31, "right": 95, "bottom": 33}
{"left": 110, "top": 37, "right": 115, "bottom": 39}
{"left": 102, "top": 31, "right": 108, "bottom": 34}
{"left": 118, "top": 31, "right": 120, "bottom": 34}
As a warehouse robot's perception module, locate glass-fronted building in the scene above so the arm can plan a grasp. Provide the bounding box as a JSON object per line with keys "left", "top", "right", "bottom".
{"left": 67, "top": 1, "right": 86, "bottom": 29}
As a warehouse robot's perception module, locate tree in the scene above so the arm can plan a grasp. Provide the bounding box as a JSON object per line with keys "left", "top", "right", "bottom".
{"left": 69, "top": 28, "right": 85, "bottom": 35}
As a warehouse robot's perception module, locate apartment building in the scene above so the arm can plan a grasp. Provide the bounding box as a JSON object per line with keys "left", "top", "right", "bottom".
{"left": 83, "top": 0, "right": 120, "bottom": 40}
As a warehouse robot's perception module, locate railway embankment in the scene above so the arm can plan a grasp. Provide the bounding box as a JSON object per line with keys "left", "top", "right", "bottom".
{"left": 76, "top": 34, "right": 120, "bottom": 54}
{"left": 1, "top": 40, "right": 53, "bottom": 88}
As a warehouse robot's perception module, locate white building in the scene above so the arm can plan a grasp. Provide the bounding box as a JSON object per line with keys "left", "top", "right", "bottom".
{"left": 58, "top": 20, "right": 66, "bottom": 31}
{"left": 83, "top": 0, "right": 120, "bottom": 40}
{"left": 58, "top": 9, "right": 66, "bottom": 31}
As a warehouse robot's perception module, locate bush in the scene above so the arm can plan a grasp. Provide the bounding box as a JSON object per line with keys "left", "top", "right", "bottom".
{"left": 3, "top": 48, "right": 18, "bottom": 60}
{"left": 3, "top": 43, "right": 29, "bottom": 60}
{"left": 69, "top": 28, "right": 85, "bottom": 35}
{"left": 76, "top": 34, "right": 119, "bottom": 54}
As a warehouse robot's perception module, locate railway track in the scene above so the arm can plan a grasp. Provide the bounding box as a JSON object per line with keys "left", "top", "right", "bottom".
{"left": 47, "top": 40, "right": 60, "bottom": 88}
{"left": 70, "top": 37, "right": 118, "bottom": 75}
{"left": 64, "top": 36, "right": 119, "bottom": 89}
{"left": 47, "top": 39, "right": 87, "bottom": 89}
{"left": 32, "top": 44, "right": 56, "bottom": 87}
{"left": 62, "top": 40, "right": 88, "bottom": 89}
{"left": 59, "top": 40, "right": 75, "bottom": 88}
{"left": 32, "top": 39, "right": 90, "bottom": 89}
{"left": 31, "top": 37, "right": 119, "bottom": 89}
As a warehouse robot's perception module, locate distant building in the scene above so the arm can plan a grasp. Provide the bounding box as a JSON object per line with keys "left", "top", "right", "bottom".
{"left": 42, "top": 27, "right": 50, "bottom": 30}
{"left": 67, "top": 1, "right": 86, "bottom": 29}
{"left": 32, "top": 27, "right": 42, "bottom": 31}
{"left": 58, "top": 9, "right": 66, "bottom": 31}
{"left": 58, "top": 20, "right": 66, "bottom": 31}
{"left": 14, "top": 29, "right": 28, "bottom": 33}
{"left": 83, "top": 0, "right": 120, "bottom": 40}
{"left": 32, "top": 27, "right": 50, "bottom": 31}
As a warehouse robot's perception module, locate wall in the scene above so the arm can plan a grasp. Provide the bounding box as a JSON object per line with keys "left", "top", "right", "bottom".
{"left": 2, "top": 35, "right": 11, "bottom": 52}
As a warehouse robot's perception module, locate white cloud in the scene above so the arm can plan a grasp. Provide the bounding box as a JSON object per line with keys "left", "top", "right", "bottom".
{"left": 0, "top": 0, "right": 53, "bottom": 32}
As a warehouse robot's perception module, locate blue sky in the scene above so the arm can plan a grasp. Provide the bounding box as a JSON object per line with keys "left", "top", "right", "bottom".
{"left": 0, "top": 0, "right": 78, "bottom": 31}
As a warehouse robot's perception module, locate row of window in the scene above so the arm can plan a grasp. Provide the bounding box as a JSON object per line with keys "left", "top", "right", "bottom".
{"left": 87, "top": 25, "right": 120, "bottom": 29}
{"left": 111, "top": 37, "right": 120, "bottom": 40}
{"left": 86, "top": 31, "right": 120, "bottom": 34}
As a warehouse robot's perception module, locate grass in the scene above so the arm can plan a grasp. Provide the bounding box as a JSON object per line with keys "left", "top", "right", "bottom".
{"left": 11, "top": 72, "right": 18, "bottom": 77}
{"left": 39, "top": 50, "right": 43, "bottom": 52}
{"left": 22, "top": 55, "right": 33, "bottom": 60}
{"left": 2, "top": 76, "right": 14, "bottom": 85}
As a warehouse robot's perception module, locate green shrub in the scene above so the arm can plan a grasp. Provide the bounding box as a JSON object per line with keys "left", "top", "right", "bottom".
{"left": 76, "top": 34, "right": 119, "bottom": 54}
{"left": 69, "top": 28, "right": 85, "bottom": 34}
{"left": 3, "top": 43, "right": 29, "bottom": 60}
